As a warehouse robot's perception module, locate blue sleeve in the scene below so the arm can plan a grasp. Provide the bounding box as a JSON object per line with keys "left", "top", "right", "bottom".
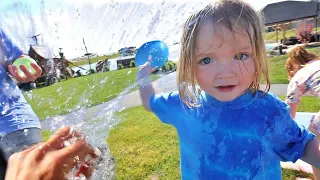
{"left": 0, "top": 29, "right": 23, "bottom": 64}
{"left": 267, "top": 100, "right": 315, "bottom": 162}
{"left": 149, "top": 91, "right": 183, "bottom": 126}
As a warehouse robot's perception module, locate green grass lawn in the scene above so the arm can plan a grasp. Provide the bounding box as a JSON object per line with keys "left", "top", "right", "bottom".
{"left": 268, "top": 54, "right": 289, "bottom": 84}
{"left": 279, "top": 96, "right": 320, "bottom": 113}
{"left": 268, "top": 46, "right": 320, "bottom": 84}
{"left": 26, "top": 68, "right": 158, "bottom": 120}
{"left": 108, "top": 106, "right": 180, "bottom": 180}
{"left": 265, "top": 29, "right": 296, "bottom": 42}
{"left": 265, "top": 27, "right": 318, "bottom": 42}
{"left": 108, "top": 96, "right": 319, "bottom": 180}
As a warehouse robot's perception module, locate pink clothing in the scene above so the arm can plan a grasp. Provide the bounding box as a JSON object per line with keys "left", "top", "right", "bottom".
{"left": 285, "top": 60, "right": 320, "bottom": 104}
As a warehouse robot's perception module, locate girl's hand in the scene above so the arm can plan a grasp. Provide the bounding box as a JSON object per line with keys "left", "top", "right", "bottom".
{"left": 137, "top": 56, "right": 158, "bottom": 79}
{"left": 8, "top": 62, "right": 42, "bottom": 83}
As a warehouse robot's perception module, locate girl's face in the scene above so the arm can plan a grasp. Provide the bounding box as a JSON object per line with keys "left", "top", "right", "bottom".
{"left": 194, "top": 20, "right": 256, "bottom": 102}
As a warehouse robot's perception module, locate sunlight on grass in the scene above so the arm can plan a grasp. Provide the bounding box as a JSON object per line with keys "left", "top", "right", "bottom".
{"left": 279, "top": 96, "right": 320, "bottom": 112}
{"left": 108, "top": 106, "right": 180, "bottom": 179}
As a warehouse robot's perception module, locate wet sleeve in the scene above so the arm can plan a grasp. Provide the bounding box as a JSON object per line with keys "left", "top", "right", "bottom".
{"left": 0, "top": 29, "right": 23, "bottom": 64}
{"left": 285, "top": 75, "right": 307, "bottom": 104}
{"left": 149, "top": 91, "right": 183, "bottom": 126}
{"left": 268, "top": 101, "right": 315, "bottom": 162}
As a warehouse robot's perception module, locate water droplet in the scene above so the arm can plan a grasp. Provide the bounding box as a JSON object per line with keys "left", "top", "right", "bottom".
{"left": 1, "top": 103, "right": 10, "bottom": 115}
{"left": 24, "top": 129, "right": 28, "bottom": 136}
{"left": 26, "top": 92, "right": 33, "bottom": 99}
{"left": 0, "top": 133, "right": 5, "bottom": 141}
{"left": 57, "top": 86, "right": 62, "bottom": 93}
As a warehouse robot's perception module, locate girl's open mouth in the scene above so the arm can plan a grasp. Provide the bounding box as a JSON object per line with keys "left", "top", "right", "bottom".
{"left": 216, "top": 85, "right": 236, "bottom": 92}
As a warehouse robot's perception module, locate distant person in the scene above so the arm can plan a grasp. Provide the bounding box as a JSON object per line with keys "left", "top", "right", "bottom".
{"left": 137, "top": 0, "right": 320, "bottom": 179}
{"left": 96, "top": 60, "right": 104, "bottom": 72}
{"left": 285, "top": 45, "right": 320, "bottom": 179}
{"left": 0, "top": 29, "right": 43, "bottom": 179}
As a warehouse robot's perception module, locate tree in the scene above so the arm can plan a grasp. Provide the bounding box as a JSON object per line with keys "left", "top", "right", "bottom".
{"left": 296, "top": 20, "right": 314, "bottom": 44}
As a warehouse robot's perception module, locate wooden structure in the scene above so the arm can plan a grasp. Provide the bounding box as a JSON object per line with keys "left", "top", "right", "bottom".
{"left": 28, "top": 45, "right": 72, "bottom": 86}
{"left": 261, "top": 1, "right": 319, "bottom": 43}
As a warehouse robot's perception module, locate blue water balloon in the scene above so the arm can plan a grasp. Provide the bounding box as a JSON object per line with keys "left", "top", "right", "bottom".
{"left": 135, "top": 40, "right": 169, "bottom": 68}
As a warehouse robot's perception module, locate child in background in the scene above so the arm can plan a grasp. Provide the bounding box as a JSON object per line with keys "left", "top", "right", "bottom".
{"left": 0, "top": 29, "right": 43, "bottom": 179}
{"left": 137, "top": 0, "right": 320, "bottom": 179}
{"left": 285, "top": 45, "right": 320, "bottom": 179}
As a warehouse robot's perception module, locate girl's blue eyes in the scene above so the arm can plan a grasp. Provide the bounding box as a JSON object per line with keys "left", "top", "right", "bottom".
{"left": 199, "top": 53, "right": 249, "bottom": 65}
{"left": 234, "top": 53, "right": 249, "bottom": 61}
{"left": 200, "top": 57, "right": 212, "bottom": 65}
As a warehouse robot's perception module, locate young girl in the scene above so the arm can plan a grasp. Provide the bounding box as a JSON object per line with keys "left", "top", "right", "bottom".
{"left": 285, "top": 45, "right": 320, "bottom": 179}
{"left": 285, "top": 45, "right": 320, "bottom": 119}
{"left": 137, "top": 0, "right": 320, "bottom": 179}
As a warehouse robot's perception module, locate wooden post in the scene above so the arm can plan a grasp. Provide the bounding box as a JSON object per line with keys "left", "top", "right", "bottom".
{"left": 315, "top": 17, "right": 318, "bottom": 42}
{"left": 279, "top": 22, "right": 291, "bottom": 44}
{"left": 276, "top": 26, "right": 278, "bottom": 43}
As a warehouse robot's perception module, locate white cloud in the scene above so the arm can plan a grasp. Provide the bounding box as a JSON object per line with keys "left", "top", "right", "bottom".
{"left": 58, "top": 0, "right": 310, "bottom": 11}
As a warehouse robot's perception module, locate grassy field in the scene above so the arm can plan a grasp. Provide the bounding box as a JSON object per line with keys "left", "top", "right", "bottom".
{"left": 279, "top": 96, "right": 320, "bottom": 112}
{"left": 108, "top": 95, "right": 319, "bottom": 180}
{"left": 265, "top": 27, "right": 318, "bottom": 42}
{"left": 26, "top": 68, "right": 158, "bottom": 120}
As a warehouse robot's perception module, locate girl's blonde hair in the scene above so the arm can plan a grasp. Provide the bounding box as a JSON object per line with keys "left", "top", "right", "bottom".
{"left": 286, "top": 45, "right": 319, "bottom": 75}
{"left": 177, "top": 0, "right": 270, "bottom": 107}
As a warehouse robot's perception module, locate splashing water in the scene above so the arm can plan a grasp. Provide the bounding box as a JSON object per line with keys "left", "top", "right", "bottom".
{"left": 0, "top": 0, "right": 194, "bottom": 179}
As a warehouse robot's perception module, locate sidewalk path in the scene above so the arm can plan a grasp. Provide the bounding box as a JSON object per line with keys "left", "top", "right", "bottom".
{"left": 41, "top": 72, "right": 289, "bottom": 129}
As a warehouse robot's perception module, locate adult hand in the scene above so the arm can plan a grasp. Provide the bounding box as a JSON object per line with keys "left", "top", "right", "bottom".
{"left": 8, "top": 59, "right": 42, "bottom": 83}
{"left": 5, "top": 126, "right": 99, "bottom": 180}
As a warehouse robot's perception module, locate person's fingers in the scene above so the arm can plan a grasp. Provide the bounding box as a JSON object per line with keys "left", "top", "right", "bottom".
{"left": 6, "top": 142, "right": 45, "bottom": 179}
{"left": 56, "top": 139, "right": 96, "bottom": 168}
{"left": 8, "top": 65, "right": 16, "bottom": 77}
{"left": 48, "top": 126, "right": 84, "bottom": 148}
{"left": 30, "top": 63, "right": 42, "bottom": 77}
{"left": 21, "top": 142, "right": 46, "bottom": 156}
{"left": 9, "top": 65, "right": 28, "bottom": 82}
{"left": 12, "top": 65, "right": 29, "bottom": 82}
{"left": 77, "top": 163, "right": 96, "bottom": 179}
{"left": 34, "top": 127, "right": 84, "bottom": 160}
{"left": 20, "top": 65, "right": 36, "bottom": 81}
{"left": 5, "top": 155, "right": 19, "bottom": 180}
